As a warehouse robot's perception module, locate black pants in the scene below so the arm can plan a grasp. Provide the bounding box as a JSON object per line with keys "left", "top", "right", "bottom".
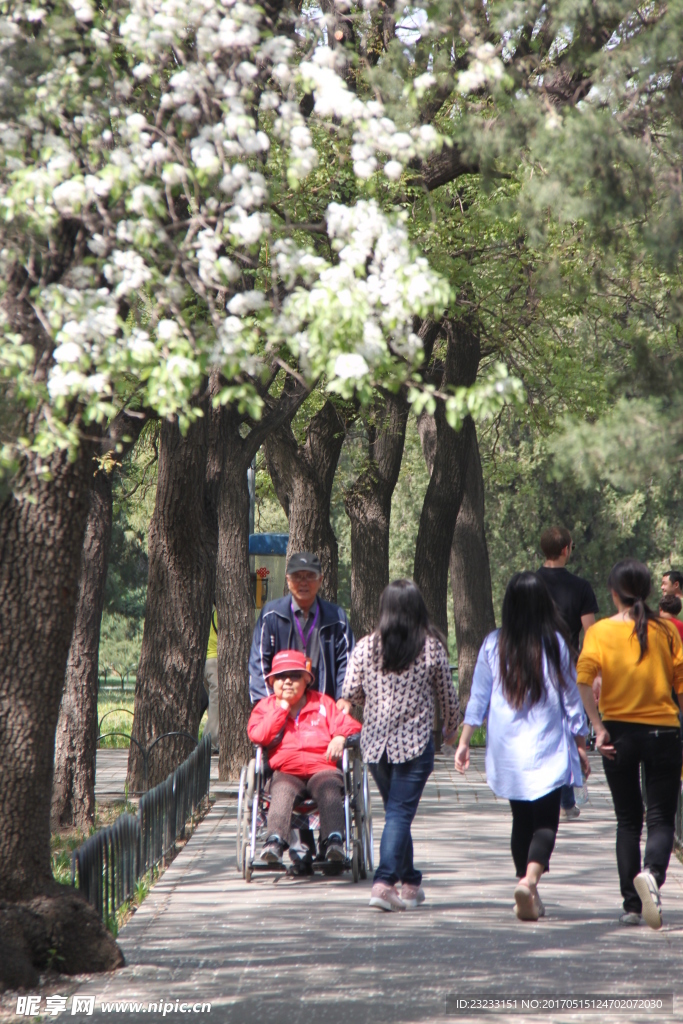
{"left": 602, "top": 720, "right": 682, "bottom": 913}
{"left": 509, "top": 788, "right": 562, "bottom": 878}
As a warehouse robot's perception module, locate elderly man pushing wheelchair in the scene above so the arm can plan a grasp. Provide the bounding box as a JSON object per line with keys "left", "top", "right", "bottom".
{"left": 248, "top": 551, "right": 355, "bottom": 868}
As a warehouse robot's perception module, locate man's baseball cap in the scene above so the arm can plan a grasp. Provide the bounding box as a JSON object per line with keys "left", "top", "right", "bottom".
{"left": 265, "top": 650, "right": 314, "bottom": 682}
{"left": 286, "top": 552, "right": 322, "bottom": 575}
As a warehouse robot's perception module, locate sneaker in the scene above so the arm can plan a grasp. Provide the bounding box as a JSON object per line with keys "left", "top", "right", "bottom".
{"left": 324, "top": 834, "right": 345, "bottom": 863}
{"left": 401, "top": 883, "right": 425, "bottom": 910}
{"left": 560, "top": 805, "right": 581, "bottom": 820}
{"left": 534, "top": 890, "right": 546, "bottom": 918}
{"left": 368, "top": 882, "right": 406, "bottom": 912}
{"left": 261, "top": 837, "right": 286, "bottom": 864}
{"left": 619, "top": 911, "right": 642, "bottom": 926}
{"left": 514, "top": 882, "right": 540, "bottom": 921}
{"left": 634, "top": 871, "right": 663, "bottom": 930}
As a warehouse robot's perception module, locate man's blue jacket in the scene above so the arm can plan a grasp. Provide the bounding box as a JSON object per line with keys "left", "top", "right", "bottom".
{"left": 248, "top": 595, "right": 354, "bottom": 704}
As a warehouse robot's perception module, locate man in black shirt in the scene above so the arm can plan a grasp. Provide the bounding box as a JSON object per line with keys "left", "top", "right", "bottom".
{"left": 537, "top": 526, "right": 598, "bottom": 820}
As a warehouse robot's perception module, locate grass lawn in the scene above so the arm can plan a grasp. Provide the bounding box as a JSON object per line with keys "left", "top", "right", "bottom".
{"left": 97, "top": 688, "right": 135, "bottom": 747}
{"left": 51, "top": 801, "right": 134, "bottom": 884}
{"left": 97, "top": 688, "right": 208, "bottom": 747}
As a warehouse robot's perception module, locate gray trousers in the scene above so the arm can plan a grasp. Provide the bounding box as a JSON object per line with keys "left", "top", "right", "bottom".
{"left": 203, "top": 658, "right": 219, "bottom": 752}
{"left": 266, "top": 769, "right": 345, "bottom": 846}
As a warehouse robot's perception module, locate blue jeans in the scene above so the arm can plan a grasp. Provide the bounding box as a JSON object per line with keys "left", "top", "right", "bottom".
{"left": 369, "top": 738, "right": 434, "bottom": 887}
{"left": 560, "top": 784, "right": 576, "bottom": 810}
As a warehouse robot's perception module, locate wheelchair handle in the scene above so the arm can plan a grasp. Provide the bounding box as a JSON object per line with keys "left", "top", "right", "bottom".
{"left": 345, "top": 733, "right": 361, "bottom": 750}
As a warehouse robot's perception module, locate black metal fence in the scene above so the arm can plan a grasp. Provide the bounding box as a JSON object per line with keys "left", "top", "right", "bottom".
{"left": 72, "top": 733, "right": 212, "bottom": 923}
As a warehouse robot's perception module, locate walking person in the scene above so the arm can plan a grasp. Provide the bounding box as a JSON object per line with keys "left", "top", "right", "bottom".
{"left": 340, "top": 579, "right": 460, "bottom": 912}
{"left": 577, "top": 559, "right": 683, "bottom": 929}
{"left": 455, "top": 572, "right": 590, "bottom": 921}
{"left": 203, "top": 606, "right": 219, "bottom": 754}
{"left": 537, "top": 526, "right": 598, "bottom": 820}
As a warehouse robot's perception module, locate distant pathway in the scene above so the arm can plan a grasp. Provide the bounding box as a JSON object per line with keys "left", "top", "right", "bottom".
{"left": 95, "top": 749, "right": 237, "bottom": 802}
{"left": 75, "top": 752, "right": 683, "bottom": 1023}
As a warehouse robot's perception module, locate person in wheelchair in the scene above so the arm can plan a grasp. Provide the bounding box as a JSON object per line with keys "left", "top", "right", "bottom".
{"left": 247, "top": 649, "right": 362, "bottom": 866}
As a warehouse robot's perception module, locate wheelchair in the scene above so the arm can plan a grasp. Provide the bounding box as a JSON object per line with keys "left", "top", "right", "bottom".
{"left": 235, "top": 733, "right": 374, "bottom": 883}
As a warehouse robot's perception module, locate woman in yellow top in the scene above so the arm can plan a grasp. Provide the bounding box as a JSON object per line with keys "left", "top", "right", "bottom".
{"left": 577, "top": 559, "right": 683, "bottom": 930}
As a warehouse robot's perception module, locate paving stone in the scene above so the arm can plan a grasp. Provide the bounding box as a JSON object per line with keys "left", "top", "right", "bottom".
{"left": 73, "top": 751, "right": 683, "bottom": 1024}
{"left": 95, "top": 750, "right": 238, "bottom": 802}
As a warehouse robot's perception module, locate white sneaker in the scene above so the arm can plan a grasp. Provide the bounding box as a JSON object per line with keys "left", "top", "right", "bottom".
{"left": 400, "top": 883, "right": 425, "bottom": 909}
{"left": 368, "top": 882, "right": 406, "bottom": 912}
{"left": 634, "top": 871, "right": 663, "bottom": 930}
{"left": 619, "top": 911, "right": 642, "bottom": 926}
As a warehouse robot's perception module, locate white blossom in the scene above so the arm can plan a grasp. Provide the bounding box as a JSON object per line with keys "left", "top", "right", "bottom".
{"left": 52, "top": 179, "right": 87, "bottom": 214}
{"left": 157, "top": 319, "right": 179, "bottom": 341}
{"left": 53, "top": 341, "right": 82, "bottom": 364}
{"left": 334, "top": 353, "right": 369, "bottom": 379}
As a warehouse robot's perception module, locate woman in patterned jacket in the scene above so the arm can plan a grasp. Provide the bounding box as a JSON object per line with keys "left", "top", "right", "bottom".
{"left": 340, "top": 579, "right": 461, "bottom": 912}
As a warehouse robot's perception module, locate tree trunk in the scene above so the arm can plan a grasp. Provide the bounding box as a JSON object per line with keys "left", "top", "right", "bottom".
{"left": 0, "top": 446, "right": 93, "bottom": 896}
{"left": 264, "top": 400, "right": 349, "bottom": 601}
{"left": 413, "top": 320, "right": 481, "bottom": 635}
{"left": 215, "top": 380, "right": 309, "bottom": 780}
{"left": 449, "top": 425, "right": 496, "bottom": 704}
{"left": 51, "top": 466, "right": 112, "bottom": 829}
{"left": 216, "top": 409, "right": 254, "bottom": 780}
{"left": 52, "top": 411, "right": 149, "bottom": 828}
{"left": 127, "top": 411, "right": 216, "bottom": 791}
{"left": 344, "top": 391, "right": 409, "bottom": 638}
{"left": 0, "top": 443, "right": 124, "bottom": 987}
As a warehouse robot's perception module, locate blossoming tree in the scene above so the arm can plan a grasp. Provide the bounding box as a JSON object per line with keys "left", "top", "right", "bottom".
{"left": 0, "top": 0, "right": 456, "bottom": 980}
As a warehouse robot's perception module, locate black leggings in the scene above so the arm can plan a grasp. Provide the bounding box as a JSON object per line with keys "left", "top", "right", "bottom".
{"left": 602, "top": 720, "right": 682, "bottom": 913}
{"left": 509, "top": 788, "right": 562, "bottom": 878}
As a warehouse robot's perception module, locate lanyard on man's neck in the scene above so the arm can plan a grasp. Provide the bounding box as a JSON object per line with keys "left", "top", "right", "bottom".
{"left": 292, "top": 600, "right": 319, "bottom": 650}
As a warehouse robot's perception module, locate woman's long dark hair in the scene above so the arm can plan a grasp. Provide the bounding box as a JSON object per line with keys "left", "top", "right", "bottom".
{"left": 378, "top": 579, "right": 447, "bottom": 672}
{"left": 498, "top": 572, "right": 570, "bottom": 709}
{"left": 608, "top": 559, "right": 662, "bottom": 661}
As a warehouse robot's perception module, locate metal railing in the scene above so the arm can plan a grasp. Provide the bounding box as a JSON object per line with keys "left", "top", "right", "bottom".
{"left": 72, "top": 733, "right": 212, "bottom": 923}
{"left": 97, "top": 712, "right": 200, "bottom": 793}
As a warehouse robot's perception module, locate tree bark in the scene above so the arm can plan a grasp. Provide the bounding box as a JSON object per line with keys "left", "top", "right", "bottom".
{"left": 127, "top": 409, "right": 217, "bottom": 791}
{"left": 215, "top": 381, "right": 309, "bottom": 780}
{"left": 449, "top": 425, "right": 496, "bottom": 704}
{"left": 264, "top": 399, "right": 349, "bottom": 601}
{"left": 0, "top": 445, "right": 93, "bottom": 898}
{"left": 0, "top": 438, "right": 123, "bottom": 987}
{"left": 344, "top": 391, "right": 409, "bottom": 638}
{"left": 52, "top": 411, "right": 149, "bottom": 828}
{"left": 51, "top": 466, "right": 112, "bottom": 829}
{"left": 413, "top": 320, "right": 481, "bottom": 635}
{"left": 215, "top": 407, "right": 254, "bottom": 781}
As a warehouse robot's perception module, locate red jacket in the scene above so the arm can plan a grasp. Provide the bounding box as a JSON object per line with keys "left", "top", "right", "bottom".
{"left": 247, "top": 692, "right": 362, "bottom": 777}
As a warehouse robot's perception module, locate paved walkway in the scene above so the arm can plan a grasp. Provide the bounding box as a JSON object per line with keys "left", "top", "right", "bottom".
{"left": 95, "top": 750, "right": 237, "bottom": 802}
{"left": 74, "top": 751, "right": 683, "bottom": 1023}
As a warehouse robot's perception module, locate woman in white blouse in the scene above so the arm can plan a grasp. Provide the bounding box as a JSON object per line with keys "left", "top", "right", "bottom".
{"left": 455, "top": 571, "right": 590, "bottom": 921}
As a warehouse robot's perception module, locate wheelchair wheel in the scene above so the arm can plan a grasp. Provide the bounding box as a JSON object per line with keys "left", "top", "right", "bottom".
{"left": 351, "top": 759, "right": 363, "bottom": 871}
{"left": 362, "top": 765, "right": 374, "bottom": 876}
{"left": 241, "top": 759, "right": 255, "bottom": 879}
{"left": 235, "top": 765, "right": 247, "bottom": 871}
{"left": 352, "top": 840, "right": 360, "bottom": 884}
